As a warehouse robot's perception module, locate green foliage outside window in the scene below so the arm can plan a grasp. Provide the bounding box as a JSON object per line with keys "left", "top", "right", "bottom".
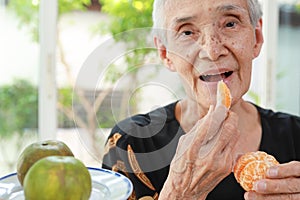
{"left": 100, "top": 0, "right": 154, "bottom": 34}
{"left": 99, "top": 0, "right": 155, "bottom": 74}
{"left": 0, "top": 79, "right": 38, "bottom": 138}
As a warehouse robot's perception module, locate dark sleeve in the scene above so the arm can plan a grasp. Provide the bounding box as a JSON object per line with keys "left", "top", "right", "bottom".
{"left": 102, "top": 103, "right": 181, "bottom": 200}
{"left": 259, "top": 108, "right": 300, "bottom": 163}
{"left": 102, "top": 125, "right": 159, "bottom": 200}
{"left": 290, "top": 115, "right": 300, "bottom": 160}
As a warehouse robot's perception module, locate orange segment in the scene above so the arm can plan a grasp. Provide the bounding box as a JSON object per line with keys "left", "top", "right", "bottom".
{"left": 217, "top": 80, "right": 232, "bottom": 109}
{"left": 233, "top": 153, "right": 257, "bottom": 183}
{"left": 233, "top": 151, "right": 279, "bottom": 191}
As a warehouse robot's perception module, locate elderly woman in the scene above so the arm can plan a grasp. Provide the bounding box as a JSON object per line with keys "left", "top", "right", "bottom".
{"left": 102, "top": 0, "right": 300, "bottom": 199}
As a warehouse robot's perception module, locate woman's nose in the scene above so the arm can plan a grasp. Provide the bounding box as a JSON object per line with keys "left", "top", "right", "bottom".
{"left": 198, "top": 26, "right": 229, "bottom": 61}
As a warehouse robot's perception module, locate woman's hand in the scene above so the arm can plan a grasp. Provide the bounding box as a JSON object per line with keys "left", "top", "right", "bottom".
{"left": 159, "top": 105, "right": 240, "bottom": 200}
{"left": 245, "top": 161, "right": 300, "bottom": 200}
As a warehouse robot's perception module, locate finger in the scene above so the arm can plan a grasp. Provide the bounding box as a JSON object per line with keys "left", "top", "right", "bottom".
{"left": 193, "top": 105, "right": 215, "bottom": 134}
{"left": 205, "top": 105, "right": 228, "bottom": 140}
{"left": 197, "top": 111, "right": 239, "bottom": 159}
{"left": 245, "top": 191, "right": 300, "bottom": 200}
{"left": 198, "top": 105, "right": 228, "bottom": 147}
{"left": 173, "top": 106, "right": 214, "bottom": 161}
{"left": 267, "top": 161, "right": 300, "bottom": 179}
{"left": 188, "top": 105, "right": 217, "bottom": 147}
{"left": 215, "top": 111, "right": 239, "bottom": 150}
{"left": 253, "top": 177, "right": 300, "bottom": 194}
{"left": 216, "top": 112, "right": 240, "bottom": 168}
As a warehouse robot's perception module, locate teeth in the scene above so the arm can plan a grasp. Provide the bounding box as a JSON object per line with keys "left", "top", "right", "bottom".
{"left": 200, "top": 71, "right": 233, "bottom": 82}
{"left": 201, "top": 71, "right": 230, "bottom": 77}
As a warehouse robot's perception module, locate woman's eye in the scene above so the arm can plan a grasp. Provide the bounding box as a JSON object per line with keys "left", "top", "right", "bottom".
{"left": 225, "top": 21, "right": 236, "bottom": 28}
{"left": 181, "top": 30, "right": 194, "bottom": 36}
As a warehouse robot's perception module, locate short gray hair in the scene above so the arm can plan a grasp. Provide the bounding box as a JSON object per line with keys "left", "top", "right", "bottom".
{"left": 152, "top": 0, "right": 262, "bottom": 41}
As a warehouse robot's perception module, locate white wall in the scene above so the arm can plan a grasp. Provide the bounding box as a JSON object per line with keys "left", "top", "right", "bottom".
{"left": 276, "top": 26, "right": 300, "bottom": 115}
{"left": 0, "top": 6, "right": 39, "bottom": 85}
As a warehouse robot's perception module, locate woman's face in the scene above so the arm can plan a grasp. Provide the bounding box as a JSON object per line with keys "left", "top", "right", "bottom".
{"left": 156, "top": 0, "right": 263, "bottom": 109}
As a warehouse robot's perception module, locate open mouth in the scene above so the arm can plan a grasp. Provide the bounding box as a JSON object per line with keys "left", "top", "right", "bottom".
{"left": 199, "top": 71, "right": 233, "bottom": 82}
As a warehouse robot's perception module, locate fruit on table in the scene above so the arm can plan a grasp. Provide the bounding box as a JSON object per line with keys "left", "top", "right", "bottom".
{"left": 16, "top": 140, "right": 74, "bottom": 186}
{"left": 233, "top": 151, "right": 279, "bottom": 191}
{"left": 23, "top": 156, "right": 92, "bottom": 200}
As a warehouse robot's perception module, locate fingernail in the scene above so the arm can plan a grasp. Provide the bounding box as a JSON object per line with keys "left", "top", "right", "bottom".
{"left": 253, "top": 181, "right": 266, "bottom": 191}
{"left": 245, "top": 191, "right": 256, "bottom": 200}
{"left": 267, "top": 167, "right": 278, "bottom": 177}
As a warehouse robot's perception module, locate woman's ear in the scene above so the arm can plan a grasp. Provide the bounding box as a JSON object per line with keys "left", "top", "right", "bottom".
{"left": 253, "top": 18, "right": 264, "bottom": 58}
{"left": 154, "top": 37, "right": 176, "bottom": 71}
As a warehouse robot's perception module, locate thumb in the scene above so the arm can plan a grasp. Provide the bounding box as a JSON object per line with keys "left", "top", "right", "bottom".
{"left": 207, "top": 104, "right": 229, "bottom": 137}
{"left": 197, "top": 105, "right": 229, "bottom": 158}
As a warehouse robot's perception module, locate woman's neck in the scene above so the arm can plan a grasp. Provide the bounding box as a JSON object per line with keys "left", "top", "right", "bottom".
{"left": 175, "top": 98, "right": 210, "bottom": 133}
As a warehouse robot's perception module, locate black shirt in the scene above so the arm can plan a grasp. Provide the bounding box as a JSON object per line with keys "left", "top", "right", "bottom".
{"left": 102, "top": 102, "right": 300, "bottom": 200}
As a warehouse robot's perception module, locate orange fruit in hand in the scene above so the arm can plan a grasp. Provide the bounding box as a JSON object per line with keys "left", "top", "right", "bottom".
{"left": 217, "top": 80, "right": 231, "bottom": 109}
{"left": 233, "top": 151, "right": 279, "bottom": 191}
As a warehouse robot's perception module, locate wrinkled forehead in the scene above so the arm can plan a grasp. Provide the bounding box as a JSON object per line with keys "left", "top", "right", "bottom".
{"left": 163, "top": 0, "right": 250, "bottom": 28}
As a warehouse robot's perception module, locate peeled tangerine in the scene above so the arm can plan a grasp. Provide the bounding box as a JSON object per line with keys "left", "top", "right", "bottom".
{"left": 217, "top": 80, "right": 232, "bottom": 109}
{"left": 233, "top": 151, "right": 279, "bottom": 191}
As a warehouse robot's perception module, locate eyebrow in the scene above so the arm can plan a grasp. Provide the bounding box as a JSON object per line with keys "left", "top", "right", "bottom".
{"left": 171, "top": 16, "right": 196, "bottom": 28}
{"left": 175, "top": 16, "right": 195, "bottom": 24}
{"left": 216, "top": 4, "right": 248, "bottom": 14}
